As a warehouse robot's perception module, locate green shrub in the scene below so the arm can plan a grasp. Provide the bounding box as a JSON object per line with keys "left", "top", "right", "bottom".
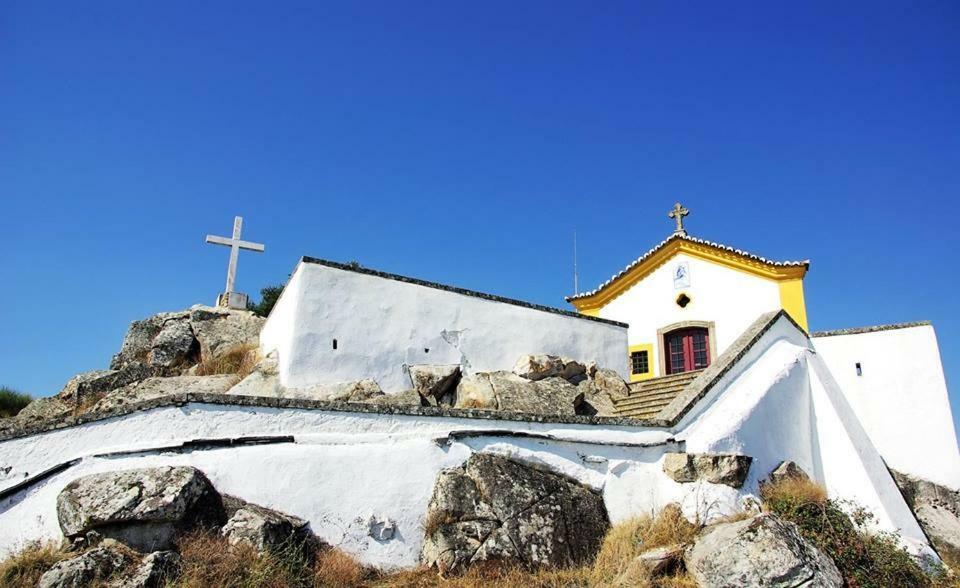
{"left": 0, "top": 386, "right": 32, "bottom": 418}
{"left": 762, "top": 478, "right": 932, "bottom": 587}
{"left": 247, "top": 284, "right": 284, "bottom": 318}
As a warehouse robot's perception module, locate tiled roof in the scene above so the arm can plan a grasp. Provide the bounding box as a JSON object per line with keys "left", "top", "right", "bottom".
{"left": 567, "top": 233, "right": 809, "bottom": 302}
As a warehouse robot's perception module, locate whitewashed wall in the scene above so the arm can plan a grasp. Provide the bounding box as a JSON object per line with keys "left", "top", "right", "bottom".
{"left": 598, "top": 253, "right": 782, "bottom": 376}
{"left": 261, "top": 260, "right": 630, "bottom": 391}
{"left": 813, "top": 325, "right": 960, "bottom": 490}
{"left": 0, "top": 314, "right": 938, "bottom": 566}
{"left": 0, "top": 407, "right": 739, "bottom": 568}
{"left": 676, "top": 315, "right": 932, "bottom": 557}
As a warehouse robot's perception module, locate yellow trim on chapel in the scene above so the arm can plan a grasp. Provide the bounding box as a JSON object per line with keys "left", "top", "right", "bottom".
{"left": 570, "top": 238, "right": 809, "bottom": 330}
{"left": 778, "top": 279, "right": 809, "bottom": 332}
{"left": 628, "top": 343, "right": 655, "bottom": 382}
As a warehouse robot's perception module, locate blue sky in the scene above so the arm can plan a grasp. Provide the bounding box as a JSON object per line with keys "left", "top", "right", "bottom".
{"left": 2, "top": 2, "right": 958, "bottom": 431}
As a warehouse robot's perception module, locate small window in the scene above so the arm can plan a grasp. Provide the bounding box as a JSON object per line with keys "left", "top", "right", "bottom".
{"left": 855, "top": 362, "right": 862, "bottom": 376}
{"left": 676, "top": 293, "right": 691, "bottom": 308}
{"left": 630, "top": 350, "right": 650, "bottom": 375}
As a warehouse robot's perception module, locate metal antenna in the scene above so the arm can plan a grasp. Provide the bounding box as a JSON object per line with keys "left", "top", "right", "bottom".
{"left": 573, "top": 229, "right": 579, "bottom": 295}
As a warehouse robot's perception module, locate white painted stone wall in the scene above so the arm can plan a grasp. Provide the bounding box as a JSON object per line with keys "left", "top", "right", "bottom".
{"left": 676, "top": 315, "right": 932, "bottom": 557}
{"left": 813, "top": 325, "right": 960, "bottom": 490}
{"left": 597, "top": 253, "right": 782, "bottom": 376}
{"left": 260, "top": 259, "right": 630, "bottom": 391}
{"left": 0, "top": 313, "right": 938, "bottom": 566}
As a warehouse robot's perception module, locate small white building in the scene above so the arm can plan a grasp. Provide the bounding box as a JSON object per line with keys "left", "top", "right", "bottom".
{"left": 260, "top": 257, "right": 630, "bottom": 392}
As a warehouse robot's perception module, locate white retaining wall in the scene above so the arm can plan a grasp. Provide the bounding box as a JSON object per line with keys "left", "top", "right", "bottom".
{"left": 813, "top": 325, "right": 960, "bottom": 490}
{"left": 260, "top": 259, "right": 630, "bottom": 391}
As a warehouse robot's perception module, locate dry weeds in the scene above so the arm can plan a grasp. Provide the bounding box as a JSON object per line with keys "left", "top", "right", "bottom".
{"left": 0, "top": 541, "right": 69, "bottom": 588}
{"left": 194, "top": 344, "right": 259, "bottom": 380}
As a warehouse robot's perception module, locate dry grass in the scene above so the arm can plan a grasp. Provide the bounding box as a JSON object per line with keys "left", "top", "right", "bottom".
{"left": 0, "top": 541, "right": 70, "bottom": 588}
{"left": 194, "top": 344, "right": 259, "bottom": 380}
{"left": 421, "top": 510, "right": 456, "bottom": 537}
{"left": 314, "top": 549, "right": 368, "bottom": 588}
{"left": 760, "top": 476, "right": 828, "bottom": 510}
{"left": 170, "top": 531, "right": 315, "bottom": 588}
{"left": 590, "top": 504, "right": 699, "bottom": 586}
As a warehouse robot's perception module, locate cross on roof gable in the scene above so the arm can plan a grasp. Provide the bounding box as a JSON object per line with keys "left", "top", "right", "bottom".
{"left": 567, "top": 232, "right": 809, "bottom": 309}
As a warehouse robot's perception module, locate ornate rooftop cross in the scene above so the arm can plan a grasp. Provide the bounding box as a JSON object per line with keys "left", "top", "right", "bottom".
{"left": 668, "top": 202, "right": 689, "bottom": 235}
{"left": 205, "top": 216, "right": 265, "bottom": 308}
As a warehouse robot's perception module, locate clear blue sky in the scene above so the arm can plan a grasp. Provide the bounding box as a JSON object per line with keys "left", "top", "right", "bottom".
{"left": 2, "top": 2, "right": 958, "bottom": 431}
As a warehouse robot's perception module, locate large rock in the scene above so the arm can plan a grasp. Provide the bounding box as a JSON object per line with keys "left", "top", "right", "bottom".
{"left": 421, "top": 453, "right": 609, "bottom": 572}
{"left": 221, "top": 503, "right": 315, "bottom": 554}
{"left": 408, "top": 364, "right": 461, "bottom": 405}
{"left": 111, "top": 306, "right": 265, "bottom": 373}
{"left": 768, "top": 461, "right": 811, "bottom": 485}
{"left": 513, "top": 355, "right": 586, "bottom": 382}
{"left": 38, "top": 544, "right": 132, "bottom": 588}
{"left": 57, "top": 466, "right": 225, "bottom": 552}
{"left": 90, "top": 375, "right": 237, "bottom": 413}
{"left": 188, "top": 306, "right": 264, "bottom": 361}
{"left": 686, "top": 514, "right": 842, "bottom": 588}
{"left": 454, "top": 372, "right": 583, "bottom": 416}
{"left": 226, "top": 352, "right": 281, "bottom": 397}
{"left": 891, "top": 470, "right": 960, "bottom": 561}
{"left": 149, "top": 317, "right": 197, "bottom": 368}
{"left": 284, "top": 379, "right": 384, "bottom": 402}
{"left": 362, "top": 389, "right": 428, "bottom": 407}
{"left": 663, "top": 452, "right": 753, "bottom": 488}
{"left": 115, "top": 551, "right": 182, "bottom": 588}
{"left": 111, "top": 312, "right": 185, "bottom": 370}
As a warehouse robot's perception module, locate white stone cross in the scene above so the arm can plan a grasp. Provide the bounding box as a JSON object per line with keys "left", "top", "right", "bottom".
{"left": 205, "top": 216, "right": 265, "bottom": 294}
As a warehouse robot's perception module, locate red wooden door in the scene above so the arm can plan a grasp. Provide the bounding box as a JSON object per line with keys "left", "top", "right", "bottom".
{"left": 665, "top": 328, "right": 710, "bottom": 374}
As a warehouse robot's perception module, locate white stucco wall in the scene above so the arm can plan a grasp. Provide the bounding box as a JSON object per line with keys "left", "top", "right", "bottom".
{"left": 597, "top": 253, "right": 782, "bottom": 376}
{"left": 260, "top": 260, "right": 630, "bottom": 391}
{"left": 675, "top": 314, "right": 933, "bottom": 558}
{"left": 0, "top": 315, "right": 938, "bottom": 567}
{"left": 0, "top": 407, "right": 740, "bottom": 567}
{"left": 813, "top": 325, "right": 960, "bottom": 490}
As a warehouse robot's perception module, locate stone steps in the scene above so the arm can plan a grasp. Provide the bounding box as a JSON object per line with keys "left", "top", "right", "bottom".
{"left": 615, "top": 369, "right": 703, "bottom": 420}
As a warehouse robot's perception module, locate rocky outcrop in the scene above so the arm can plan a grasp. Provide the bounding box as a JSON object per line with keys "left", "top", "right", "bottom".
{"left": 408, "top": 364, "right": 461, "bottom": 405}
{"left": 891, "top": 470, "right": 960, "bottom": 561}
{"left": 686, "top": 514, "right": 842, "bottom": 587}
{"left": 513, "top": 354, "right": 586, "bottom": 382}
{"left": 38, "top": 544, "right": 132, "bottom": 588}
{"left": 188, "top": 306, "right": 264, "bottom": 361}
{"left": 89, "top": 375, "right": 237, "bottom": 413}
{"left": 768, "top": 461, "right": 811, "bottom": 485}
{"left": 111, "top": 306, "right": 264, "bottom": 373}
{"left": 284, "top": 379, "right": 384, "bottom": 402}
{"left": 663, "top": 452, "right": 753, "bottom": 488}
{"left": 421, "top": 453, "right": 609, "bottom": 572}
{"left": 221, "top": 501, "right": 316, "bottom": 555}
{"left": 454, "top": 372, "right": 583, "bottom": 416}
{"left": 575, "top": 367, "right": 630, "bottom": 416}
{"left": 57, "top": 466, "right": 225, "bottom": 552}
{"left": 362, "top": 389, "right": 427, "bottom": 407}
{"left": 116, "top": 551, "right": 181, "bottom": 588}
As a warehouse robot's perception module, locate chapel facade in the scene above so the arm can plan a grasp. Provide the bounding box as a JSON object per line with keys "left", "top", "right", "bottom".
{"left": 567, "top": 203, "right": 809, "bottom": 383}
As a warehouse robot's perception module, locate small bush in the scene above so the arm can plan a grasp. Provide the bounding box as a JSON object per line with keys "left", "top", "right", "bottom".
{"left": 761, "top": 478, "right": 931, "bottom": 588}
{"left": 194, "top": 344, "right": 259, "bottom": 380}
{"left": 0, "top": 542, "right": 69, "bottom": 588}
{"left": 0, "top": 386, "right": 32, "bottom": 418}
{"left": 248, "top": 285, "right": 284, "bottom": 318}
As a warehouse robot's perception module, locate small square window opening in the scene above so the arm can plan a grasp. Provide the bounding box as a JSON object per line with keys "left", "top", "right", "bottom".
{"left": 630, "top": 350, "right": 650, "bottom": 375}
{"left": 855, "top": 362, "right": 862, "bottom": 376}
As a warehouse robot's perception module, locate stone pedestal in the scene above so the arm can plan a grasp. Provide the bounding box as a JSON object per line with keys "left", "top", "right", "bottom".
{"left": 217, "top": 292, "right": 249, "bottom": 310}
